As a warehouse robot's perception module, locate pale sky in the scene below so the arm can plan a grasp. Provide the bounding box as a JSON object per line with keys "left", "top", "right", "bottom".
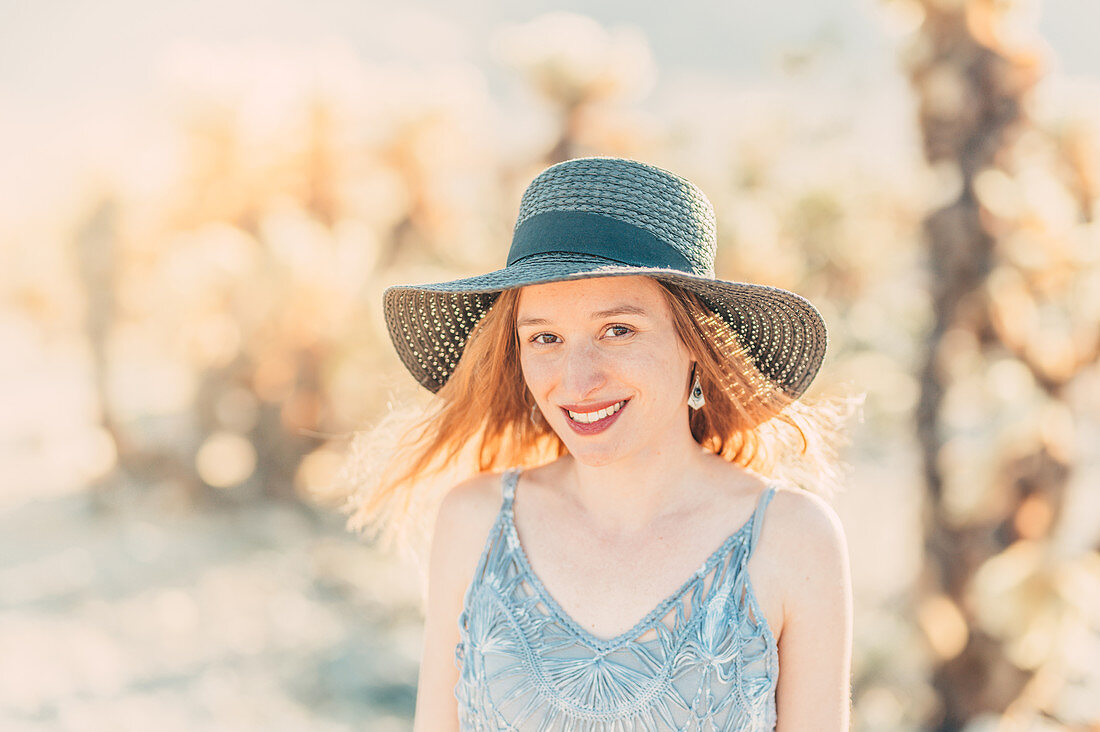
{"left": 1, "top": 0, "right": 1097, "bottom": 223}
{"left": 3, "top": 0, "right": 1096, "bottom": 113}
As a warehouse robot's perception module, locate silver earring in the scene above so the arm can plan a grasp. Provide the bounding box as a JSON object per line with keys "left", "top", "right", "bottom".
{"left": 688, "top": 366, "right": 705, "bottom": 410}
{"left": 530, "top": 403, "right": 543, "bottom": 425}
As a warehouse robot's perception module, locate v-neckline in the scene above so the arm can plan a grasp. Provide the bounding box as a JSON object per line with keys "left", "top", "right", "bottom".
{"left": 502, "top": 472, "right": 765, "bottom": 652}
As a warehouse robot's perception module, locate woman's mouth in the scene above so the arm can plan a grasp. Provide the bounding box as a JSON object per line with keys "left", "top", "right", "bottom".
{"left": 561, "top": 399, "right": 628, "bottom": 434}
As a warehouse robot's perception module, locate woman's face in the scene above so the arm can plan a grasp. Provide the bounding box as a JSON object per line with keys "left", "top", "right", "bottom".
{"left": 515, "top": 276, "right": 695, "bottom": 467}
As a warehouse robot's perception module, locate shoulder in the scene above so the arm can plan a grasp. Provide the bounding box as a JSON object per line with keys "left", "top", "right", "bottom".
{"left": 423, "top": 470, "right": 509, "bottom": 617}
{"left": 757, "top": 485, "right": 851, "bottom": 609}
{"left": 764, "top": 485, "right": 847, "bottom": 548}
{"left": 432, "top": 471, "right": 506, "bottom": 563}
{"left": 437, "top": 471, "right": 505, "bottom": 526}
{"left": 761, "top": 487, "right": 854, "bottom": 724}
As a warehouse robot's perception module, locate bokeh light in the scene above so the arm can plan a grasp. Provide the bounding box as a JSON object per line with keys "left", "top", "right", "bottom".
{"left": 2, "top": 0, "right": 1098, "bottom": 729}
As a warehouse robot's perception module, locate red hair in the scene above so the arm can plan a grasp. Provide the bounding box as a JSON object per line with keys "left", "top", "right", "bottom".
{"left": 342, "top": 279, "right": 851, "bottom": 551}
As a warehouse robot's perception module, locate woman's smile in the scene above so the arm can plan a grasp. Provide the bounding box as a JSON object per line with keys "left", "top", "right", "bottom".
{"left": 561, "top": 398, "right": 630, "bottom": 433}
{"left": 516, "top": 276, "right": 695, "bottom": 466}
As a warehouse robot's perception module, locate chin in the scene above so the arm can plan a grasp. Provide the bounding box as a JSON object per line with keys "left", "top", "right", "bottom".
{"left": 566, "top": 450, "right": 621, "bottom": 468}
{"left": 551, "top": 421, "right": 669, "bottom": 469}
{"left": 557, "top": 436, "right": 630, "bottom": 468}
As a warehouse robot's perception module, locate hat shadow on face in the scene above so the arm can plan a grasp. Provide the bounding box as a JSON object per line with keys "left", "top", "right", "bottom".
{"left": 512, "top": 274, "right": 694, "bottom": 402}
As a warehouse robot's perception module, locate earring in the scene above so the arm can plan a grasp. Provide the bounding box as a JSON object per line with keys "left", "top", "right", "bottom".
{"left": 688, "top": 365, "right": 706, "bottom": 410}
{"left": 530, "top": 403, "right": 543, "bottom": 425}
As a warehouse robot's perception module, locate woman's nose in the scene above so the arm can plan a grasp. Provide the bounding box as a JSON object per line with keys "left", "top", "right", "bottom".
{"left": 559, "top": 341, "right": 606, "bottom": 396}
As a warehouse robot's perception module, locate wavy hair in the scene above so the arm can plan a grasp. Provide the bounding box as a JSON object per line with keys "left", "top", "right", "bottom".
{"left": 340, "top": 279, "right": 854, "bottom": 553}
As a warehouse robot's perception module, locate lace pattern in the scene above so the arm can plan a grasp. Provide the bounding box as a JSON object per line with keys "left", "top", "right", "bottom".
{"left": 454, "top": 468, "right": 779, "bottom": 731}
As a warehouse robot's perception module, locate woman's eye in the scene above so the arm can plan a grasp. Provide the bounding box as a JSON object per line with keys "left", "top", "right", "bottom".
{"left": 531, "top": 333, "right": 559, "bottom": 345}
{"left": 605, "top": 324, "right": 633, "bottom": 338}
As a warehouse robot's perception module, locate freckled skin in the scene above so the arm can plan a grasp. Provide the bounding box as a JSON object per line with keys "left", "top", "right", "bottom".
{"left": 516, "top": 276, "right": 694, "bottom": 467}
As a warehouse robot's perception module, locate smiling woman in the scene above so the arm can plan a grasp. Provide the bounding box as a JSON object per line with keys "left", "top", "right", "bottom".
{"left": 346, "top": 157, "right": 854, "bottom": 731}
{"left": 517, "top": 277, "right": 691, "bottom": 462}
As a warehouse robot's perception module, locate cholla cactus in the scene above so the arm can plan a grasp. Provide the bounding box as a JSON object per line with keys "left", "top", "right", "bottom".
{"left": 902, "top": 0, "right": 1100, "bottom": 727}
{"left": 492, "top": 12, "right": 657, "bottom": 162}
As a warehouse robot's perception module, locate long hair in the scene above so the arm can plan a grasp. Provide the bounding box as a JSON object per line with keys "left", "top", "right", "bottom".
{"left": 340, "top": 279, "right": 854, "bottom": 553}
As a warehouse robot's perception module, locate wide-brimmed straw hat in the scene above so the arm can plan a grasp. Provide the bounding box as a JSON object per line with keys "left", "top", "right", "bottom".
{"left": 383, "top": 156, "right": 827, "bottom": 397}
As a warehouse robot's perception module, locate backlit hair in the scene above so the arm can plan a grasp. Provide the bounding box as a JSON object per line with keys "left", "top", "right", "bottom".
{"left": 340, "top": 279, "right": 852, "bottom": 553}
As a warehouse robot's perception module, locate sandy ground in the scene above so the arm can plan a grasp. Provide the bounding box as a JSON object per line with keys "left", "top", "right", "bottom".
{"left": 0, "top": 482, "right": 424, "bottom": 732}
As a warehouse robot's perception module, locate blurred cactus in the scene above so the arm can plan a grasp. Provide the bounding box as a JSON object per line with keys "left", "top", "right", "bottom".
{"left": 902, "top": 0, "right": 1100, "bottom": 727}
{"left": 71, "top": 42, "right": 499, "bottom": 505}
{"left": 7, "top": 9, "right": 1098, "bottom": 729}
{"left": 492, "top": 12, "right": 656, "bottom": 163}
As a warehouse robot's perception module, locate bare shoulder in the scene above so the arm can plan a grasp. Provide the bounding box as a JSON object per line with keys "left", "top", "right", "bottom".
{"left": 765, "top": 486, "right": 847, "bottom": 547}
{"left": 437, "top": 471, "right": 505, "bottom": 525}
{"left": 432, "top": 471, "right": 506, "bottom": 562}
{"left": 756, "top": 486, "right": 851, "bottom": 601}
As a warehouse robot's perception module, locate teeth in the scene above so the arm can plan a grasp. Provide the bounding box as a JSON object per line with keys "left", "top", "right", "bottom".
{"left": 567, "top": 400, "right": 625, "bottom": 424}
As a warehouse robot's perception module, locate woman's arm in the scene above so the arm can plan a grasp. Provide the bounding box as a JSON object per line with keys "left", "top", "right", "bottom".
{"left": 412, "top": 475, "right": 500, "bottom": 732}
{"left": 770, "top": 489, "right": 854, "bottom": 730}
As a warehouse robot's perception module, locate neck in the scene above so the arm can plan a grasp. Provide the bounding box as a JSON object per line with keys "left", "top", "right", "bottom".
{"left": 559, "top": 423, "right": 710, "bottom": 535}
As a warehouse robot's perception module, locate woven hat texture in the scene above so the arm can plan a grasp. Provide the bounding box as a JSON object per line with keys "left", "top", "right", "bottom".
{"left": 383, "top": 157, "right": 827, "bottom": 397}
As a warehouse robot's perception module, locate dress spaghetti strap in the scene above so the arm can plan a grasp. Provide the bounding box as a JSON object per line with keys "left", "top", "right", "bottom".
{"left": 500, "top": 467, "right": 520, "bottom": 514}
{"left": 748, "top": 485, "right": 778, "bottom": 559}
{"left": 455, "top": 471, "right": 781, "bottom": 730}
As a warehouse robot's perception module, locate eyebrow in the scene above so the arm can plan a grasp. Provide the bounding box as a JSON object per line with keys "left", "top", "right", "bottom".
{"left": 515, "top": 304, "right": 650, "bottom": 328}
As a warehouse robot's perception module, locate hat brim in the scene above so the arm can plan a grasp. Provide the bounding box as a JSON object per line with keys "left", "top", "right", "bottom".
{"left": 383, "top": 252, "right": 827, "bottom": 397}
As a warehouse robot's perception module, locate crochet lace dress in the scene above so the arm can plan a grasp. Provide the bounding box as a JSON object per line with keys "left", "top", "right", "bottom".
{"left": 454, "top": 468, "right": 779, "bottom": 731}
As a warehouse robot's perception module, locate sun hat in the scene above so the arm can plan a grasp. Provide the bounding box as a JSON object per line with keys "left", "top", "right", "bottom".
{"left": 383, "top": 156, "right": 827, "bottom": 397}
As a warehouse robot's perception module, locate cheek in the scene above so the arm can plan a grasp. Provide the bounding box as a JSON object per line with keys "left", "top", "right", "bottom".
{"left": 635, "top": 333, "right": 690, "bottom": 376}
{"left": 518, "top": 351, "right": 551, "bottom": 393}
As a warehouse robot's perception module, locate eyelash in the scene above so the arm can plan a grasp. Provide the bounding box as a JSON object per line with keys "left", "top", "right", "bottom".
{"left": 606, "top": 324, "right": 633, "bottom": 338}
{"left": 528, "top": 324, "right": 634, "bottom": 345}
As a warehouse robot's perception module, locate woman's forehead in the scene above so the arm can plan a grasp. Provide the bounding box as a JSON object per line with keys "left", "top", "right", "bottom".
{"left": 515, "top": 276, "right": 669, "bottom": 321}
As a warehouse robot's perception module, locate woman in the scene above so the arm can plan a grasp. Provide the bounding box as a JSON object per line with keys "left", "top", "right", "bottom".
{"left": 353, "top": 157, "right": 852, "bottom": 730}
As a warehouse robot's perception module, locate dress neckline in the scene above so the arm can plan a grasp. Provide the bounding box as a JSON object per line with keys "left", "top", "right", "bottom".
{"left": 501, "top": 469, "right": 774, "bottom": 653}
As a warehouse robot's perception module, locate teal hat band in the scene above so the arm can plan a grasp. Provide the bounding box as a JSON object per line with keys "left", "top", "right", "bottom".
{"left": 383, "top": 157, "right": 827, "bottom": 397}
{"left": 507, "top": 210, "right": 706, "bottom": 275}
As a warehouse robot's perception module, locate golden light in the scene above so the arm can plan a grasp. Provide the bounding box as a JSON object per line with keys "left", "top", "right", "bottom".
{"left": 280, "top": 392, "right": 321, "bottom": 432}
{"left": 195, "top": 431, "right": 256, "bottom": 489}
{"left": 917, "top": 594, "right": 969, "bottom": 661}
{"left": 188, "top": 312, "right": 242, "bottom": 369}
{"left": 253, "top": 354, "right": 297, "bottom": 402}
{"left": 974, "top": 167, "right": 1023, "bottom": 220}
{"left": 1013, "top": 493, "right": 1054, "bottom": 540}
{"left": 70, "top": 426, "right": 119, "bottom": 484}
{"left": 294, "top": 446, "right": 347, "bottom": 505}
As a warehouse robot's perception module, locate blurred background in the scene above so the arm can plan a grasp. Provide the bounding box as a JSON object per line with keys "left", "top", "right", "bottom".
{"left": 2, "top": 0, "right": 1098, "bottom": 730}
